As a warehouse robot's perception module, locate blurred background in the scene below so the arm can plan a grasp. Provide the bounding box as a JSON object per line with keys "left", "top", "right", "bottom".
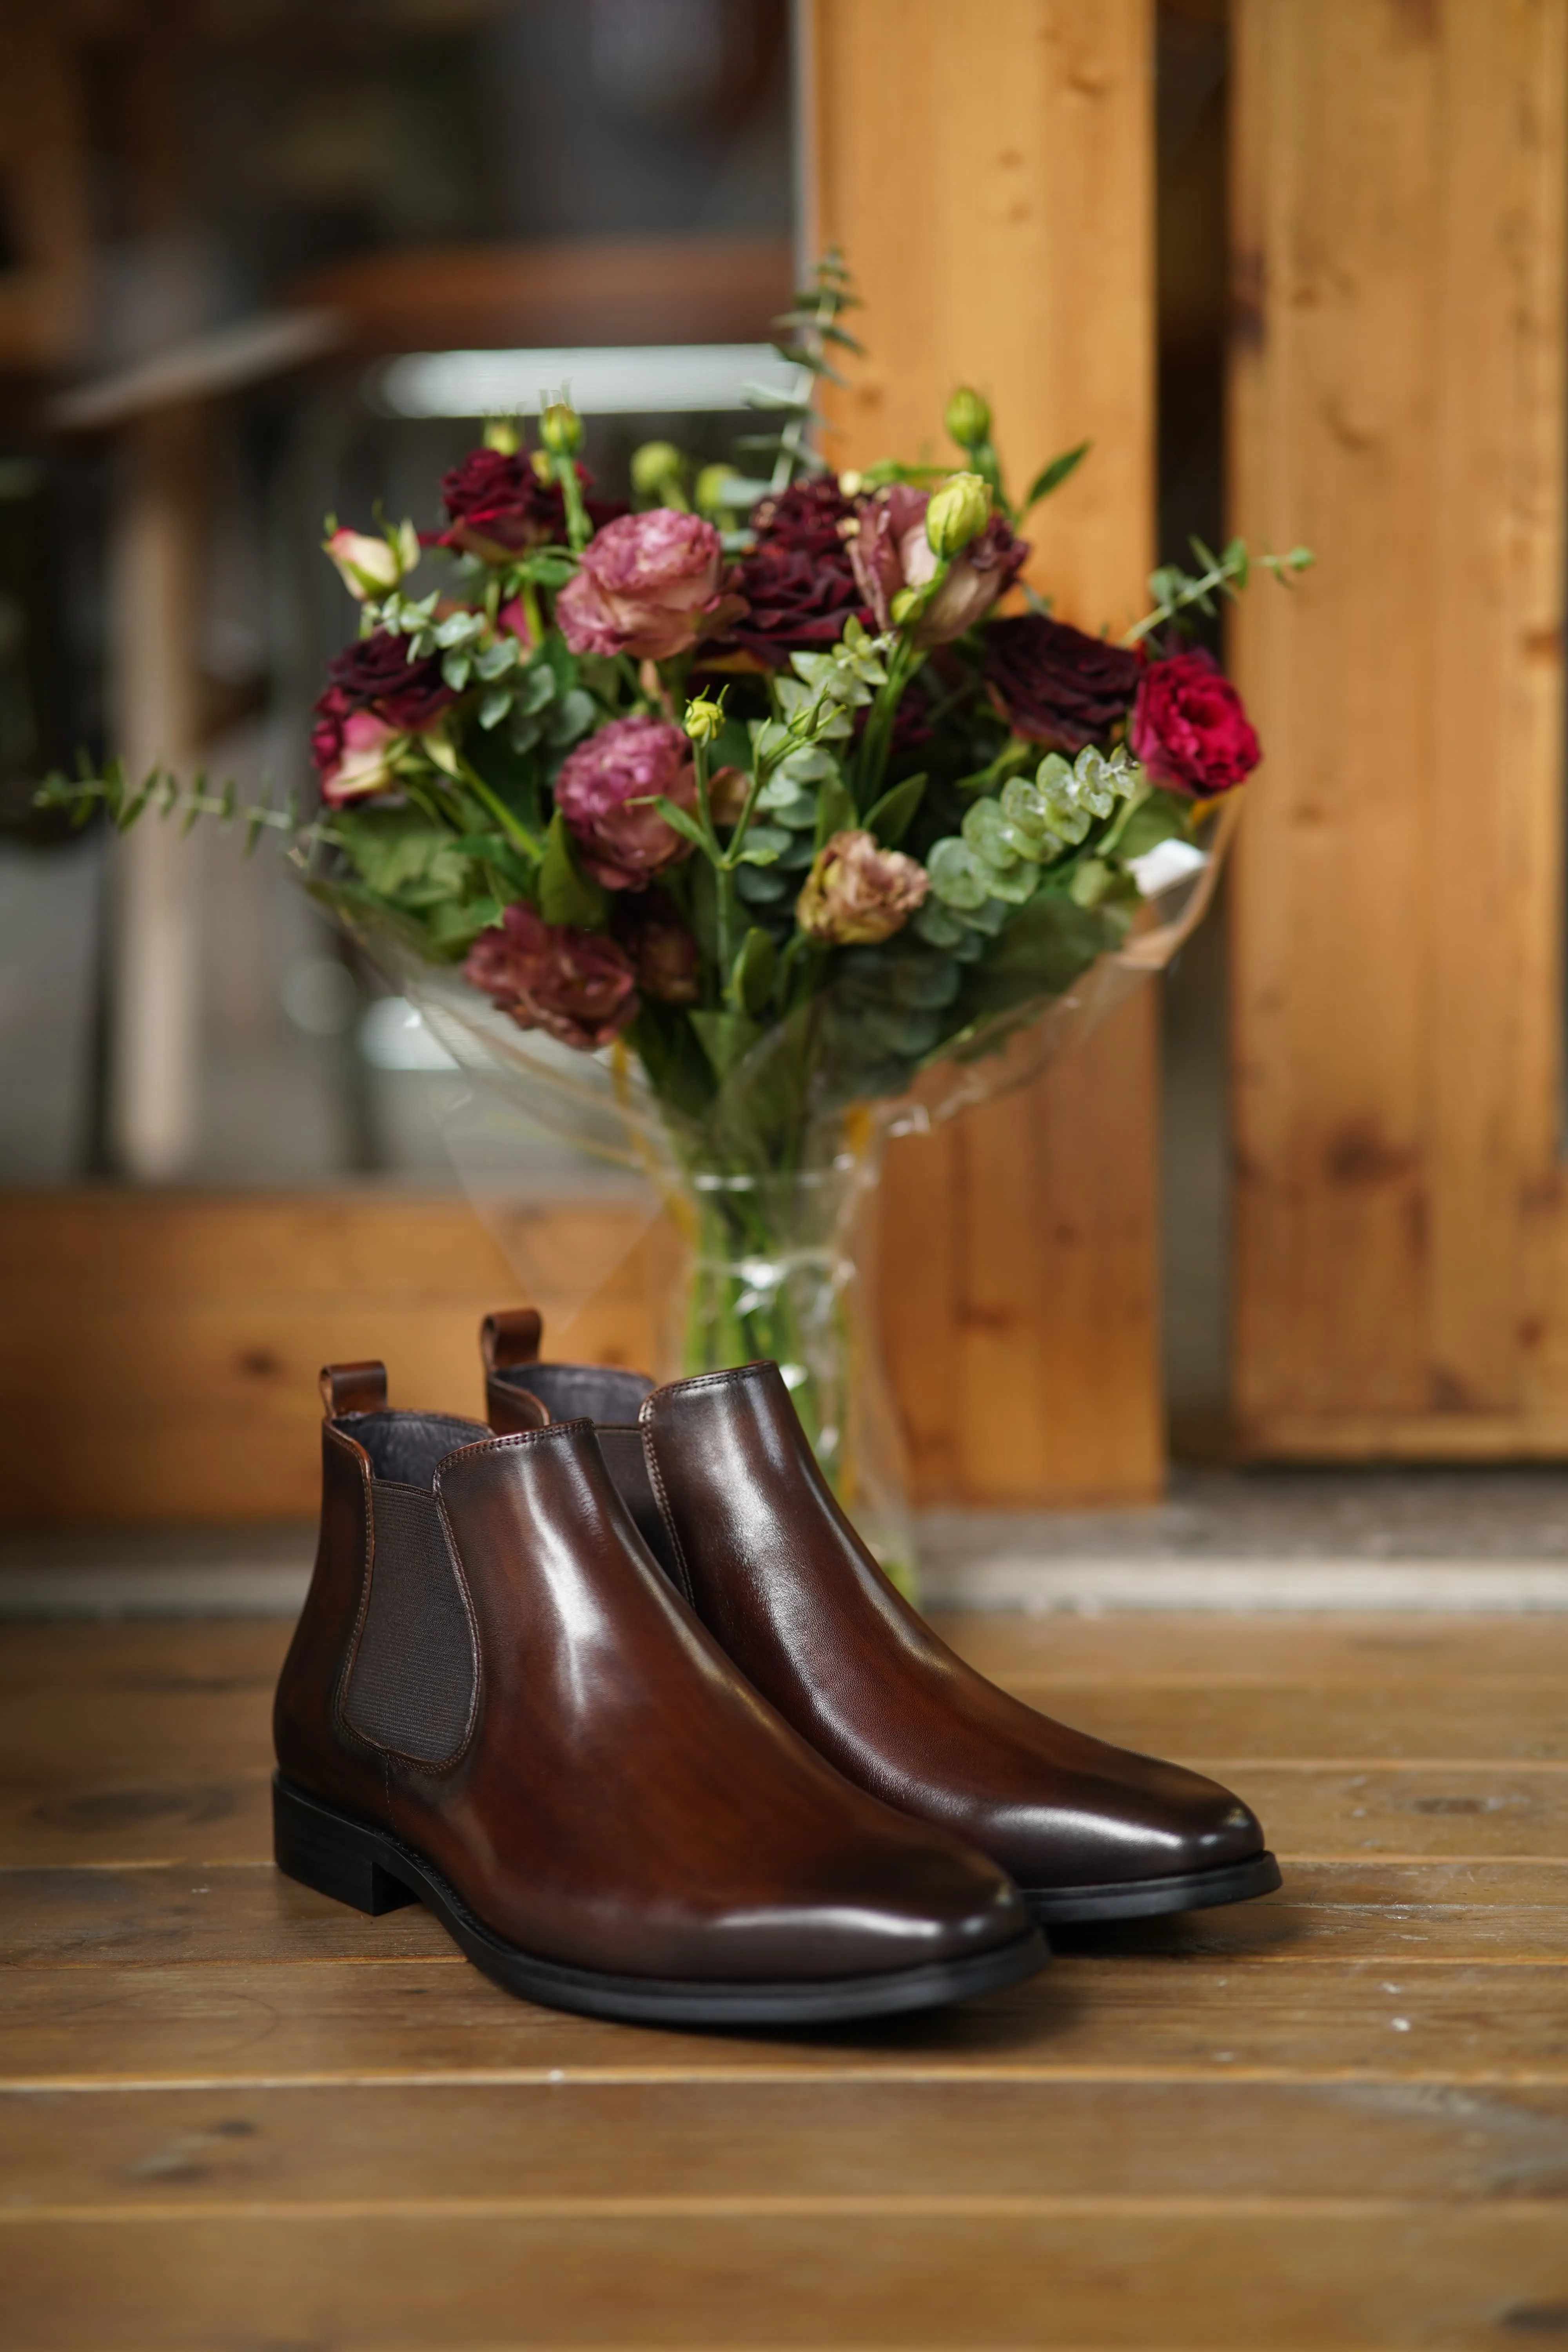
{"left": 7, "top": 0, "right": 1553, "bottom": 1529}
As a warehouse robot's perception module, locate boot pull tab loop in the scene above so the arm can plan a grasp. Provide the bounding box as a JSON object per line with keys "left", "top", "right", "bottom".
{"left": 480, "top": 1307, "right": 543, "bottom": 1374}
{"left": 319, "top": 1360, "right": 388, "bottom": 1419}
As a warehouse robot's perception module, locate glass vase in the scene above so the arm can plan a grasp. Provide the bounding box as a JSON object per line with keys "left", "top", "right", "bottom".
{"left": 666, "top": 1112, "right": 917, "bottom": 1599}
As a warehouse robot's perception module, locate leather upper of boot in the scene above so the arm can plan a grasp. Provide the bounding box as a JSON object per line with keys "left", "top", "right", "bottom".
{"left": 637, "top": 1363, "right": 1267, "bottom": 1893}
{"left": 274, "top": 1400, "right": 1027, "bottom": 1981}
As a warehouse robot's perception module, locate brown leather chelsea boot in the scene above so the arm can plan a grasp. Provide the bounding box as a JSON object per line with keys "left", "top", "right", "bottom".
{"left": 273, "top": 1357, "right": 1046, "bottom": 2027}
{"left": 481, "top": 1323, "right": 1280, "bottom": 1927}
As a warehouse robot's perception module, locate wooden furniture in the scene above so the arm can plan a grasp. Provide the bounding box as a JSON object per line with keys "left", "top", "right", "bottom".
{"left": 811, "top": 0, "right": 1163, "bottom": 1504}
{"left": 5, "top": 1600, "right": 1564, "bottom": 2340}
{"left": 1230, "top": 0, "right": 1568, "bottom": 1459}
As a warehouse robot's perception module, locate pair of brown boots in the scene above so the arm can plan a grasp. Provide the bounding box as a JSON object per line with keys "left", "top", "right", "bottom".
{"left": 274, "top": 1309, "right": 1279, "bottom": 2028}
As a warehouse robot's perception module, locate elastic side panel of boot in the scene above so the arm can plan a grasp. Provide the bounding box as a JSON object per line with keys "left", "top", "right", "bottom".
{"left": 343, "top": 1482, "right": 477, "bottom": 1763}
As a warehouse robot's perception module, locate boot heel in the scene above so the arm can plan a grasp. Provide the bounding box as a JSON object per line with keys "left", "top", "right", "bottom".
{"left": 272, "top": 1775, "right": 419, "bottom": 1916}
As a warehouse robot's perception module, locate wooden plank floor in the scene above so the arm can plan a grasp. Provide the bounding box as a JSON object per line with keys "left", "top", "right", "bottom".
{"left": 2, "top": 1611, "right": 1565, "bottom": 2348}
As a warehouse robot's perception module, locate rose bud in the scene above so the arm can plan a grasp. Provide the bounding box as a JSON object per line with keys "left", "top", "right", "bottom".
{"left": 555, "top": 509, "right": 746, "bottom": 663}
{"left": 553, "top": 713, "right": 700, "bottom": 889}
{"left": 1130, "top": 648, "right": 1261, "bottom": 796}
{"left": 795, "top": 828, "right": 930, "bottom": 946}
{"left": 482, "top": 417, "right": 521, "bottom": 454}
{"left": 463, "top": 902, "right": 640, "bottom": 1052}
{"left": 631, "top": 441, "right": 690, "bottom": 509}
{"left": 925, "top": 471, "right": 992, "bottom": 560}
{"left": 944, "top": 386, "right": 993, "bottom": 451}
{"left": 540, "top": 399, "right": 585, "bottom": 457}
{"left": 984, "top": 613, "right": 1141, "bottom": 752}
{"left": 695, "top": 464, "right": 747, "bottom": 523}
{"left": 682, "top": 693, "right": 725, "bottom": 744}
{"left": 612, "top": 889, "right": 700, "bottom": 1005}
{"left": 323, "top": 523, "right": 417, "bottom": 601}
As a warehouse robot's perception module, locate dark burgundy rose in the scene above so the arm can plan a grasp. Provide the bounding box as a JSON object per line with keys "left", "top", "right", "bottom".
{"left": 1130, "top": 648, "right": 1261, "bottom": 796}
{"left": 612, "top": 890, "right": 700, "bottom": 1005}
{"left": 984, "top": 614, "right": 1141, "bottom": 752}
{"left": 325, "top": 629, "right": 456, "bottom": 731}
{"left": 463, "top": 902, "right": 639, "bottom": 1051}
{"left": 719, "top": 479, "right": 872, "bottom": 667}
{"left": 433, "top": 447, "right": 624, "bottom": 561}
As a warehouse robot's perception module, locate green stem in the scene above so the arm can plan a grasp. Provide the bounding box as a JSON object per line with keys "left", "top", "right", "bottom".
{"left": 954, "top": 734, "right": 1033, "bottom": 796}
{"left": 454, "top": 759, "right": 542, "bottom": 862}
{"left": 1123, "top": 555, "right": 1238, "bottom": 646}
{"left": 854, "top": 637, "right": 920, "bottom": 809}
{"left": 554, "top": 456, "right": 591, "bottom": 552}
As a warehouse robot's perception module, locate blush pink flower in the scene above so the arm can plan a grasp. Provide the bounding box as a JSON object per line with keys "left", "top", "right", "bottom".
{"left": 848, "top": 486, "right": 1027, "bottom": 648}
{"left": 555, "top": 509, "right": 746, "bottom": 662}
{"left": 795, "top": 828, "right": 929, "bottom": 945}
{"left": 463, "top": 903, "right": 639, "bottom": 1051}
{"left": 553, "top": 714, "right": 699, "bottom": 890}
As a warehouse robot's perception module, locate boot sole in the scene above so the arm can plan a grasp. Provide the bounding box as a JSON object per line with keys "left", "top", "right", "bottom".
{"left": 1022, "top": 1850, "right": 1283, "bottom": 1924}
{"left": 274, "top": 1775, "right": 1049, "bottom": 2027}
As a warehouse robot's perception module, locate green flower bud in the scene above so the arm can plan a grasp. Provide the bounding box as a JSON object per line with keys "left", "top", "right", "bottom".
{"left": 483, "top": 417, "right": 521, "bottom": 455}
{"left": 925, "top": 471, "right": 993, "bottom": 560}
{"left": 631, "top": 440, "right": 687, "bottom": 503}
{"left": 889, "top": 586, "right": 923, "bottom": 628}
{"left": 683, "top": 694, "right": 726, "bottom": 745}
{"left": 945, "top": 386, "right": 992, "bottom": 450}
{"left": 540, "top": 400, "right": 584, "bottom": 457}
{"left": 695, "top": 463, "right": 744, "bottom": 519}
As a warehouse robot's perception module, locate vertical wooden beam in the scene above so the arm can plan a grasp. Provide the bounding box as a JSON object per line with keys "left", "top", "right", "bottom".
{"left": 809, "top": 0, "right": 1162, "bottom": 1503}
{"left": 1230, "top": 0, "right": 1568, "bottom": 1457}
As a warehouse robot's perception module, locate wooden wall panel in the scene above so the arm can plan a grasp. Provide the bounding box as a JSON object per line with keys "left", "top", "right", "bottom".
{"left": 0, "top": 1194, "right": 662, "bottom": 1523}
{"left": 1230, "top": 0, "right": 1568, "bottom": 1458}
{"left": 811, "top": 0, "right": 1163, "bottom": 1504}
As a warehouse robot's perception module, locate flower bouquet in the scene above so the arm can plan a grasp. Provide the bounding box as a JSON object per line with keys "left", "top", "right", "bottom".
{"left": 44, "top": 254, "right": 1307, "bottom": 1584}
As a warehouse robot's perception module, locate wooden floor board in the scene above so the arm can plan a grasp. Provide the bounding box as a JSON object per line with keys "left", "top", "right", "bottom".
{"left": 3, "top": 1607, "right": 1564, "bottom": 2348}
{"left": 5, "top": 1953, "right": 1564, "bottom": 2087}
{"left": 7, "top": 2076, "right": 1568, "bottom": 2208}
{"left": 6, "top": 2206, "right": 1568, "bottom": 2350}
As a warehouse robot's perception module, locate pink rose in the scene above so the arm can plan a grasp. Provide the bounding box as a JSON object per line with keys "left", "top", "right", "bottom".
{"left": 1130, "top": 649, "right": 1260, "bottom": 796}
{"left": 555, "top": 509, "right": 746, "bottom": 662}
{"left": 313, "top": 702, "right": 403, "bottom": 805}
{"left": 795, "top": 828, "right": 929, "bottom": 945}
{"left": 463, "top": 902, "right": 639, "bottom": 1051}
{"left": 553, "top": 714, "right": 699, "bottom": 890}
{"left": 848, "top": 487, "right": 1027, "bottom": 648}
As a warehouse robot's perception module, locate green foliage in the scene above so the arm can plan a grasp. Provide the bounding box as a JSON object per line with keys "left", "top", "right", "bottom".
{"left": 537, "top": 809, "right": 607, "bottom": 929}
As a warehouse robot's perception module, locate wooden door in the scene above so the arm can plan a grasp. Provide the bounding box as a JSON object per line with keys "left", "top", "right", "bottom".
{"left": 809, "top": 0, "right": 1164, "bottom": 1504}
{"left": 1230, "top": 0, "right": 1568, "bottom": 1459}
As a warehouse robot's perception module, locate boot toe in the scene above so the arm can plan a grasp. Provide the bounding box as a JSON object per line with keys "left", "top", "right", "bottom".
{"left": 1003, "top": 1757, "right": 1267, "bottom": 1891}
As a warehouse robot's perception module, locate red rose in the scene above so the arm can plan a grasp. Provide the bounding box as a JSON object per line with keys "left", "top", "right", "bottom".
{"left": 1130, "top": 649, "right": 1260, "bottom": 796}
{"left": 463, "top": 902, "right": 639, "bottom": 1051}
{"left": 323, "top": 629, "right": 456, "bottom": 732}
{"left": 555, "top": 510, "right": 745, "bottom": 662}
{"left": 553, "top": 713, "right": 697, "bottom": 890}
{"left": 720, "top": 479, "right": 872, "bottom": 667}
{"left": 433, "top": 447, "right": 622, "bottom": 561}
{"left": 984, "top": 614, "right": 1140, "bottom": 751}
